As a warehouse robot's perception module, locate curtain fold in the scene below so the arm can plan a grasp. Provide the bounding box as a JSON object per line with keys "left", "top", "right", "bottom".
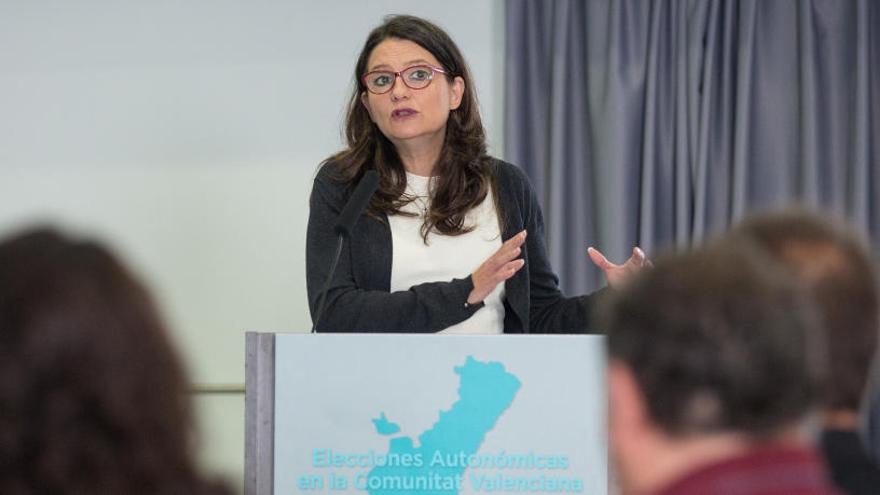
{"left": 505, "top": 0, "right": 880, "bottom": 294}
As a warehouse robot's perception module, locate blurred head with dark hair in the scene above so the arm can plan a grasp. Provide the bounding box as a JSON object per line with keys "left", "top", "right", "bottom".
{"left": 602, "top": 240, "right": 826, "bottom": 494}
{"left": 729, "top": 210, "right": 880, "bottom": 493}
{"left": 730, "top": 210, "right": 879, "bottom": 415}
{"left": 0, "top": 228, "right": 230, "bottom": 495}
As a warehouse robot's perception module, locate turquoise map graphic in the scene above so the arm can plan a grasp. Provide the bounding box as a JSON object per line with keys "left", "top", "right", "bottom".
{"left": 298, "top": 352, "right": 590, "bottom": 493}
{"left": 372, "top": 413, "right": 401, "bottom": 436}
{"left": 365, "top": 356, "right": 521, "bottom": 494}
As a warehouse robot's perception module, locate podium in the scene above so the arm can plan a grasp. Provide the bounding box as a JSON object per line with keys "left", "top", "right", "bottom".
{"left": 245, "top": 333, "right": 607, "bottom": 495}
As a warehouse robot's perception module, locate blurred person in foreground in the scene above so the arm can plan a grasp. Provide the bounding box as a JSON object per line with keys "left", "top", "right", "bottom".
{"left": 731, "top": 211, "right": 880, "bottom": 494}
{"left": 602, "top": 241, "right": 837, "bottom": 495}
{"left": 0, "top": 228, "right": 232, "bottom": 495}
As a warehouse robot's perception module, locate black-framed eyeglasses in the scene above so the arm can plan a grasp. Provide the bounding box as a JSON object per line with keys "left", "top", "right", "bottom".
{"left": 361, "top": 65, "right": 448, "bottom": 95}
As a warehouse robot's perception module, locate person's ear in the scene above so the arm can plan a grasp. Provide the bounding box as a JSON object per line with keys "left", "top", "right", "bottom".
{"left": 608, "top": 361, "right": 649, "bottom": 451}
{"left": 450, "top": 76, "right": 465, "bottom": 110}
{"left": 361, "top": 92, "right": 375, "bottom": 121}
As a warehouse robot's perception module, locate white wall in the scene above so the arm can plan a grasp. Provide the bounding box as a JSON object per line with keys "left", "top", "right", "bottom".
{"left": 0, "top": 0, "right": 505, "bottom": 490}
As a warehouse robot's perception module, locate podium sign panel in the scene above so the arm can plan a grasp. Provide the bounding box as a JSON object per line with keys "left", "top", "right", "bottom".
{"left": 255, "top": 334, "right": 607, "bottom": 495}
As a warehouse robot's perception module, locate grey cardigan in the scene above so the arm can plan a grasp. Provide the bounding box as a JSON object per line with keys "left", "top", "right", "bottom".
{"left": 306, "top": 159, "right": 605, "bottom": 333}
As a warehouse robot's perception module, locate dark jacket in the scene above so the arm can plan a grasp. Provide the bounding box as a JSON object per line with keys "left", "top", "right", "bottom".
{"left": 821, "top": 429, "right": 880, "bottom": 495}
{"left": 306, "top": 159, "right": 605, "bottom": 333}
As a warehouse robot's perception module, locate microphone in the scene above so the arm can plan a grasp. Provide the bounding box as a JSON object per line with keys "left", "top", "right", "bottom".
{"left": 334, "top": 170, "right": 380, "bottom": 237}
{"left": 312, "top": 170, "right": 379, "bottom": 332}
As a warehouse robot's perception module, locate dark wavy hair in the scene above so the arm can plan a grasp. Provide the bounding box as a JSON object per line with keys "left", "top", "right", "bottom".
{"left": 325, "top": 14, "right": 494, "bottom": 242}
{"left": 603, "top": 241, "right": 824, "bottom": 436}
{"left": 730, "top": 210, "right": 879, "bottom": 412}
{"left": 0, "top": 228, "right": 231, "bottom": 495}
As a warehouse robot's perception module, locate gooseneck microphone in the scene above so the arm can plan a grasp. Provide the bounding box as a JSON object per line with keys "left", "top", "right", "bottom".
{"left": 333, "top": 170, "right": 380, "bottom": 237}
{"left": 311, "top": 170, "right": 380, "bottom": 332}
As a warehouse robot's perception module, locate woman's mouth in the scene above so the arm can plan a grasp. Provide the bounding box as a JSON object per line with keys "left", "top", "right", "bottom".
{"left": 391, "top": 108, "right": 419, "bottom": 120}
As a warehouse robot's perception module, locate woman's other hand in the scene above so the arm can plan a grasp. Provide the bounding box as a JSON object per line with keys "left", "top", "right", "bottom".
{"left": 588, "top": 246, "right": 650, "bottom": 289}
{"left": 468, "top": 230, "right": 527, "bottom": 305}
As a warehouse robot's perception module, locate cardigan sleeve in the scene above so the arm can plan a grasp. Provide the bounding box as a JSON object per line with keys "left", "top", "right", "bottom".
{"left": 305, "top": 165, "right": 483, "bottom": 333}
{"left": 504, "top": 163, "right": 608, "bottom": 334}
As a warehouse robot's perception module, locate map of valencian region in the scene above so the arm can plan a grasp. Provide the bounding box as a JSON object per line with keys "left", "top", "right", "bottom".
{"left": 365, "top": 356, "right": 521, "bottom": 494}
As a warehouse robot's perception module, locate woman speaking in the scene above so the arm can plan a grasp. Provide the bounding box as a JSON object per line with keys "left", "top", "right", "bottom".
{"left": 307, "top": 15, "right": 645, "bottom": 334}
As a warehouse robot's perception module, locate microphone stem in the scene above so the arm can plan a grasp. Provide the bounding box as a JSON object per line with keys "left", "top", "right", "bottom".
{"left": 311, "top": 235, "right": 346, "bottom": 333}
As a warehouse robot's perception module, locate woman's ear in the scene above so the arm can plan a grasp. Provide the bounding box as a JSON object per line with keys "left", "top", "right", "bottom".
{"left": 361, "top": 92, "right": 375, "bottom": 121}
{"left": 450, "top": 76, "right": 465, "bottom": 110}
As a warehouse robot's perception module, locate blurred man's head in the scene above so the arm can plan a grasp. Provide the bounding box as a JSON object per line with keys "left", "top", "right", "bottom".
{"left": 731, "top": 210, "right": 879, "bottom": 416}
{"left": 602, "top": 241, "right": 825, "bottom": 494}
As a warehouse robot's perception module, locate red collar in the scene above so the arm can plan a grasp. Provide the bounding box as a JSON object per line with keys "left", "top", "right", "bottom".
{"left": 651, "top": 445, "right": 838, "bottom": 495}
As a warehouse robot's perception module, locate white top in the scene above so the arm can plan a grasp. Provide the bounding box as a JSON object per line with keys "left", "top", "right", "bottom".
{"left": 388, "top": 172, "right": 505, "bottom": 334}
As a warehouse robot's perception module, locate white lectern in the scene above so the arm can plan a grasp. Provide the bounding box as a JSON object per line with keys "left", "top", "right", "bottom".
{"left": 245, "top": 333, "right": 607, "bottom": 495}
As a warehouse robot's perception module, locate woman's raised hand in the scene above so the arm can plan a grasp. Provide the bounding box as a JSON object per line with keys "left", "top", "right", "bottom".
{"left": 588, "top": 246, "right": 651, "bottom": 288}
{"left": 468, "top": 230, "right": 527, "bottom": 305}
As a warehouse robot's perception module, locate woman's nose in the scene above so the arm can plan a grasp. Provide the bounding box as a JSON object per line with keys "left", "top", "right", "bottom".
{"left": 390, "top": 74, "right": 410, "bottom": 100}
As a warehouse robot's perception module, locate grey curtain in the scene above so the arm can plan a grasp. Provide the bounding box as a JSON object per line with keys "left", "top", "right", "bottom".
{"left": 505, "top": 0, "right": 880, "bottom": 296}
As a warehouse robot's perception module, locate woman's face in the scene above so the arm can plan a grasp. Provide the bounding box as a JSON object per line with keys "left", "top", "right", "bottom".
{"left": 361, "top": 38, "right": 464, "bottom": 152}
